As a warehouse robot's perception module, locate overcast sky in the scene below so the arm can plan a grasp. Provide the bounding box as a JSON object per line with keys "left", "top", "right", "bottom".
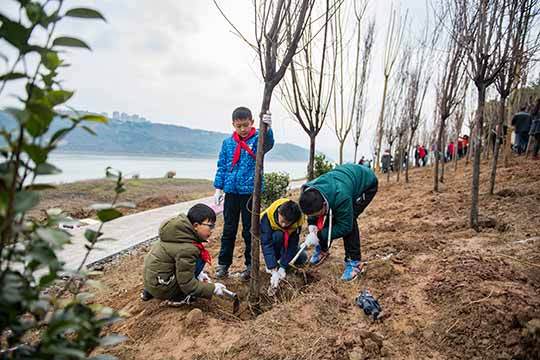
{"left": 1, "top": 0, "right": 431, "bottom": 161}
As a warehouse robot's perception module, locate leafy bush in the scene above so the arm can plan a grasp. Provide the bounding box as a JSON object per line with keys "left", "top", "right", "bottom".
{"left": 313, "top": 153, "right": 334, "bottom": 178}
{"left": 262, "top": 172, "right": 290, "bottom": 207}
{"left": 0, "top": 2, "right": 128, "bottom": 358}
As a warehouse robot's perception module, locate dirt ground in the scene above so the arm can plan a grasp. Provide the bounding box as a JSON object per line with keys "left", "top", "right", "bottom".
{"left": 89, "top": 158, "right": 540, "bottom": 360}
{"left": 29, "top": 178, "right": 213, "bottom": 220}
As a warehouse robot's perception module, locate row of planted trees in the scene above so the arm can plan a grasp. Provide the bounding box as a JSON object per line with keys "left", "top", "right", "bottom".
{"left": 213, "top": 0, "right": 540, "bottom": 305}
{"left": 375, "top": 0, "right": 539, "bottom": 232}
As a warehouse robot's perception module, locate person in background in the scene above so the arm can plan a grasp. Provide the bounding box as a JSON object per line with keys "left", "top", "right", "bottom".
{"left": 529, "top": 98, "right": 540, "bottom": 160}
{"left": 511, "top": 106, "right": 532, "bottom": 155}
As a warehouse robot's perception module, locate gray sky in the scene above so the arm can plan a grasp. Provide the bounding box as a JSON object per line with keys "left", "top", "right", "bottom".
{"left": 1, "top": 0, "right": 431, "bottom": 161}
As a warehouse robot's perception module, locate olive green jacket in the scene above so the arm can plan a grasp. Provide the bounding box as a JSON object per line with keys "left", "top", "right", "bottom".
{"left": 143, "top": 214, "right": 215, "bottom": 300}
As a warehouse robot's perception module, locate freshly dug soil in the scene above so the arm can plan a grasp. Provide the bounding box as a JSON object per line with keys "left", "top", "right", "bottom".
{"left": 90, "top": 159, "right": 540, "bottom": 360}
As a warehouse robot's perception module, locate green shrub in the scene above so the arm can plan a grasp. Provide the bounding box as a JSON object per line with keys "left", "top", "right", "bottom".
{"left": 262, "top": 172, "right": 290, "bottom": 208}
{"left": 0, "top": 2, "right": 128, "bottom": 358}
{"left": 313, "top": 153, "right": 334, "bottom": 178}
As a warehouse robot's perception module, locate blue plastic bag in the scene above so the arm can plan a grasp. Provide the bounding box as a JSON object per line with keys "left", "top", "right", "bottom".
{"left": 355, "top": 289, "right": 381, "bottom": 320}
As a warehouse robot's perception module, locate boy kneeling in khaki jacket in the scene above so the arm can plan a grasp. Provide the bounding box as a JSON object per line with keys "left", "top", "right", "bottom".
{"left": 142, "top": 204, "right": 227, "bottom": 302}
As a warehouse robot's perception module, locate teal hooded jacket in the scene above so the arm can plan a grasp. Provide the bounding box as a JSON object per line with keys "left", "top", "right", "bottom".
{"left": 302, "top": 163, "right": 378, "bottom": 241}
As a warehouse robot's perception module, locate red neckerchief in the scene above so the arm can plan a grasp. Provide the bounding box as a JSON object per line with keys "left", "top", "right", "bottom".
{"left": 193, "top": 241, "right": 212, "bottom": 265}
{"left": 282, "top": 231, "right": 289, "bottom": 250}
{"left": 316, "top": 214, "right": 325, "bottom": 231}
{"left": 231, "top": 128, "right": 256, "bottom": 169}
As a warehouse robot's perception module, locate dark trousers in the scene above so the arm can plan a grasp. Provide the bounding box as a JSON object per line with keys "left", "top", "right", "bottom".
{"left": 516, "top": 132, "right": 529, "bottom": 154}
{"left": 341, "top": 181, "right": 378, "bottom": 262}
{"left": 533, "top": 134, "right": 540, "bottom": 157}
{"left": 218, "top": 193, "right": 252, "bottom": 267}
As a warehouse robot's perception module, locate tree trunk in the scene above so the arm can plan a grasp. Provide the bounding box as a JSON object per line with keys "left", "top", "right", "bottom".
{"left": 440, "top": 136, "right": 446, "bottom": 183}
{"left": 470, "top": 85, "right": 486, "bottom": 231}
{"left": 375, "top": 76, "right": 389, "bottom": 172}
{"left": 353, "top": 142, "right": 359, "bottom": 164}
{"left": 405, "top": 139, "right": 412, "bottom": 183}
{"left": 386, "top": 145, "right": 392, "bottom": 183}
{"left": 503, "top": 90, "right": 520, "bottom": 167}
{"left": 307, "top": 133, "right": 316, "bottom": 180}
{"left": 489, "top": 96, "right": 506, "bottom": 195}
{"left": 396, "top": 148, "right": 401, "bottom": 182}
{"left": 249, "top": 83, "right": 273, "bottom": 304}
{"left": 434, "top": 116, "right": 446, "bottom": 192}
{"left": 339, "top": 140, "right": 344, "bottom": 165}
{"left": 453, "top": 138, "right": 458, "bottom": 171}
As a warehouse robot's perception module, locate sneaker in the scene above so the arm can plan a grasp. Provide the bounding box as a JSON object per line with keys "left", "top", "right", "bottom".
{"left": 341, "top": 260, "right": 363, "bottom": 282}
{"left": 140, "top": 289, "right": 154, "bottom": 301}
{"left": 215, "top": 265, "right": 229, "bottom": 279}
{"left": 309, "top": 245, "right": 330, "bottom": 266}
{"left": 239, "top": 265, "right": 251, "bottom": 281}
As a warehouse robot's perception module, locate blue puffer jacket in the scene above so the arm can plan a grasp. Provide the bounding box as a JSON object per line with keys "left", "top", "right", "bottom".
{"left": 214, "top": 128, "right": 274, "bottom": 194}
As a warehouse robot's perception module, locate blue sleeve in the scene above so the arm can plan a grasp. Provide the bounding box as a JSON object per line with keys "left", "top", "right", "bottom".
{"left": 263, "top": 127, "right": 274, "bottom": 153}
{"left": 213, "top": 139, "right": 227, "bottom": 189}
{"left": 260, "top": 215, "right": 278, "bottom": 270}
{"left": 280, "top": 230, "right": 300, "bottom": 268}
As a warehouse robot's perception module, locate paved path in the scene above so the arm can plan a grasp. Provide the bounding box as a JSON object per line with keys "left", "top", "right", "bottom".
{"left": 59, "top": 180, "right": 306, "bottom": 272}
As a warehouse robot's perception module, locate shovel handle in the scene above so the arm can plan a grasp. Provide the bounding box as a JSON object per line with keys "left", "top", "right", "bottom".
{"left": 290, "top": 242, "right": 308, "bottom": 265}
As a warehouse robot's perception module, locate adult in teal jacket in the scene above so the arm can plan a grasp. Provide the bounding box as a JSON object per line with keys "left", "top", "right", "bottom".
{"left": 299, "top": 163, "right": 378, "bottom": 281}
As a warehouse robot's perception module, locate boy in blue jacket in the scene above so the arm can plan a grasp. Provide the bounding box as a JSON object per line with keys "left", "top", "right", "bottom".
{"left": 214, "top": 106, "right": 274, "bottom": 280}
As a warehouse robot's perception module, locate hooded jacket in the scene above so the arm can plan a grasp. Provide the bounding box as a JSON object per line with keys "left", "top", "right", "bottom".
{"left": 302, "top": 164, "right": 378, "bottom": 242}
{"left": 143, "top": 214, "right": 214, "bottom": 300}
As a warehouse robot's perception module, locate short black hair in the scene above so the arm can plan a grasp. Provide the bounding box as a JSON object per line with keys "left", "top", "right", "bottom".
{"left": 278, "top": 200, "right": 302, "bottom": 224}
{"left": 187, "top": 204, "right": 216, "bottom": 224}
{"left": 299, "top": 189, "right": 324, "bottom": 215}
{"left": 232, "top": 106, "right": 252, "bottom": 121}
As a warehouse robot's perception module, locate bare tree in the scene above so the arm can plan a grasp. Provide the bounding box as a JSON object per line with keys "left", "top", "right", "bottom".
{"left": 352, "top": 19, "right": 375, "bottom": 163}
{"left": 490, "top": 0, "right": 538, "bottom": 194}
{"left": 331, "top": 1, "right": 368, "bottom": 164}
{"left": 394, "top": 47, "right": 412, "bottom": 182}
{"left": 433, "top": 2, "right": 468, "bottom": 192}
{"left": 452, "top": 99, "right": 466, "bottom": 171}
{"left": 383, "top": 82, "right": 402, "bottom": 182}
{"left": 214, "top": 0, "right": 315, "bottom": 304}
{"left": 280, "top": 0, "right": 340, "bottom": 179}
{"left": 374, "top": 3, "right": 408, "bottom": 171}
{"left": 457, "top": 0, "right": 518, "bottom": 230}
{"left": 403, "top": 14, "right": 441, "bottom": 183}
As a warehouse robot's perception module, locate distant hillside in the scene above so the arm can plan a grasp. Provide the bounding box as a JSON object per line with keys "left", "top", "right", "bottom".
{"left": 0, "top": 112, "right": 309, "bottom": 161}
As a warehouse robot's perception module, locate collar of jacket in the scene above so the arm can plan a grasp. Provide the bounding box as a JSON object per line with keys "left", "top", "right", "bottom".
{"left": 261, "top": 198, "right": 304, "bottom": 234}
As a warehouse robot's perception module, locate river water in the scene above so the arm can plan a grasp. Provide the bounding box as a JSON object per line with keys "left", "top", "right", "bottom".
{"left": 43, "top": 153, "right": 308, "bottom": 183}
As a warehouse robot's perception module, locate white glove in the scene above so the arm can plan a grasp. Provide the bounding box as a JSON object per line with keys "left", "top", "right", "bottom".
{"left": 304, "top": 232, "right": 319, "bottom": 248}
{"left": 197, "top": 271, "right": 211, "bottom": 283}
{"left": 270, "top": 270, "right": 280, "bottom": 288}
{"left": 262, "top": 112, "right": 272, "bottom": 127}
{"left": 278, "top": 267, "right": 286, "bottom": 279}
{"left": 214, "top": 189, "right": 224, "bottom": 205}
{"left": 308, "top": 225, "right": 318, "bottom": 234}
{"left": 213, "top": 282, "right": 226, "bottom": 296}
